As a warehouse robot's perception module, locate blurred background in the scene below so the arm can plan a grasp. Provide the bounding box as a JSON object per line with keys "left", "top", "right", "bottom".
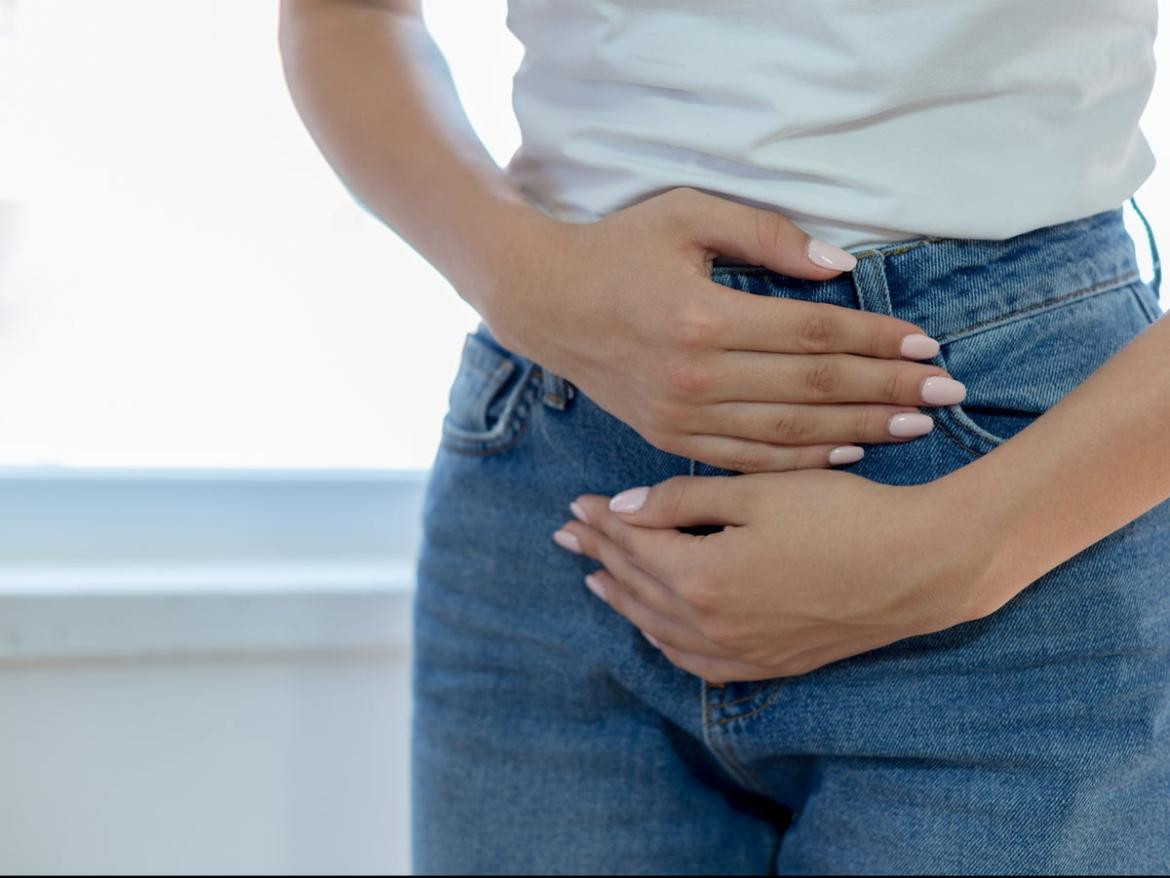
{"left": 0, "top": 0, "right": 1166, "bottom": 874}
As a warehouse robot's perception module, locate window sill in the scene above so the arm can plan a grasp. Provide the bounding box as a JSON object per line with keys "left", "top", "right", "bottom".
{"left": 0, "top": 467, "right": 426, "bottom": 662}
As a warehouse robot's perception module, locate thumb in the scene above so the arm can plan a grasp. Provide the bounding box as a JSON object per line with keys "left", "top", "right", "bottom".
{"left": 675, "top": 189, "right": 857, "bottom": 280}
{"left": 608, "top": 475, "right": 752, "bottom": 529}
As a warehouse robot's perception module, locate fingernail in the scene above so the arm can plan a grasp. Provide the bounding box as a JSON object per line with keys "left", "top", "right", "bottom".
{"left": 584, "top": 573, "right": 607, "bottom": 601}
{"left": 569, "top": 500, "right": 588, "bottom": 524}
{"left": 828, "top": 445, "right": 865, "bottom": 465}
{"left": 806, "top": 238, "right": 858, "bottom": 271}
{"left": 899, "top": 333, "right": 940, "bottom": 359}
{"left": 609, "top": 487, "right": 649, "bottom": 514}
{"left": 920, "top": 376, "right": 967, "bottom": 406}
{"left": 888, "top": 413, "right": 934, "bottom": 438}
{"left": 553, "top": 529, "right": 581, "bottom": 553}
{"left": 642, "top": 630, "right": 662, "bottom": 649}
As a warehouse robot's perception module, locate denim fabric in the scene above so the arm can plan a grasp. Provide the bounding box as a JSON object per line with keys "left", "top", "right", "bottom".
{"left": 412, "top": 208, "right": 1170, "bottom": 875}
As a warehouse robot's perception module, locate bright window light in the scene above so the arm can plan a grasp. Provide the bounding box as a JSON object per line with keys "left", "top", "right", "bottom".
{"left": 0, "top": 0, "right": 519, "bottom": 469}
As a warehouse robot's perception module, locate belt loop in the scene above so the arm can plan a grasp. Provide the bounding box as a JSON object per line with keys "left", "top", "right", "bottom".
{"left": 540, "top": 367, "right": 574, "bottom": 411}
{"left": 1130, "top": 196, "right": 1162, "bottom": 300}
{"left": 851, "top": 251, "right": 894, "bottom": 316}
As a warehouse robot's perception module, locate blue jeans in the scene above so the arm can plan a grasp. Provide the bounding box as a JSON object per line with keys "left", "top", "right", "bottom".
{"left": 412, "top": 208, "right": 1170, "bottom": 874}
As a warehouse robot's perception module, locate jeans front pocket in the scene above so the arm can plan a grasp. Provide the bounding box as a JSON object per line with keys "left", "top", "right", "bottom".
{"left": 929, "top": 279, "right": 1158, "bottom": 458}
{"left": 440, "top": 326, "right": 540, "bottom": 456}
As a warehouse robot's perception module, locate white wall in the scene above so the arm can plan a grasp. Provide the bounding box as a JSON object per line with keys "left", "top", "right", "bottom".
{"left": 0, "top": 470, "right": 422, "bottom": 875}
{"left": 0, "top": 652, "right": 411, "bottom": 875}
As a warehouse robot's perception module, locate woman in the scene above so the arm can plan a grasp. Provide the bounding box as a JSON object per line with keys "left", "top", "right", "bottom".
{"left": 279, "top": 1, "right": 1168, "bottom": 872}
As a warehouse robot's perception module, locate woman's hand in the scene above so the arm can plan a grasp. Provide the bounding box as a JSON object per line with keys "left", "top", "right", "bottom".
{"left": 483, "top": 187, "right": 966, "bottom": 473}
{"left": 280, "top": 6, "right": 961, "bottom": 473}
{"left": 551, "top": 470, "right": 1001, "bottom": 683}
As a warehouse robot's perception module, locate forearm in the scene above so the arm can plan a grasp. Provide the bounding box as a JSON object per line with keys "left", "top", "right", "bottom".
{"left": 949, "top": 308, "right": 1170, "bottom": 608}
{"left": 277, "top": 0, "right": 558, "bottom": 311}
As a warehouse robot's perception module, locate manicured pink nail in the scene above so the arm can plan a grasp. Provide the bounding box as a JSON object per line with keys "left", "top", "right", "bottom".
{"left": 888, "top": 413, "right": 934, "bottom": 437}
{"left": 900, "top": 333, "right": 940, "bottom": 359}
{"left": 553, "top": 529, "right": 581, "bottom": 553}
{"left": 642, "top": 630, "right": 662, "bottom": 649}
{"left": 609, "top": 487, "right": 649, "bottom": 514}
{"left": 806, "top": 238, "right": 857, "bottom": 271}
{"left": 569, "top": 501, "right": 588, "bottom": 524}
{"left": 584, "top": 573, "right": 607, "bottom": 601}
{"left": 920, "top": 376, "right": 966, "bottom": 406}
{"left": 828, "top": 445, "right": 864, "bottom": 465}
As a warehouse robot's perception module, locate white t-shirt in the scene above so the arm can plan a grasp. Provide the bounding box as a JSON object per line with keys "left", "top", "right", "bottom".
{"left": 503, "top": 0, "right": 1158, "bottom": 250}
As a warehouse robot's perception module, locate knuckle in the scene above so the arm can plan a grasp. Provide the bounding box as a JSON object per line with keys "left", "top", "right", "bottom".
{"left": 680, "top": 576, "right": 718, "bottom": 616}
{"left": 856, "top": 406, "right": 886, "bottom": 440}
{"left": 803, "top": 360, "right": 841, "bottom": 397}
{"left": 881, "top": 368, "right": 907, "bottom": 403}
{"left": 795, "top": 311, "right": 837, "bottom": 352}
{"left": 640, "top": 426, "right": 672, "bottom": 454}
{"left": 618, "top": 533, "right": 642, "bottom": 562}
{"left": 869, "top": 317, "right": 890, "bottom": 357}
{"left": 770, "top": 408, "right": 810, "bottom": 443}
{"left": 659, "top": 187, "right": 699, "bottom": 222}
{"left": 753, "top": 209, "right": 789, "bottom": 255}
{"left": 656, "top": 476, "right": 690, "bottom": 522}
{"left": 672, "top": 305, "right": 723, "bottom": 351}
{"left": 663, "top": 358, "right": 712, "bottom": 397}
{"left": 605, "top": 524, "right": 636, "bottom": 557}
{"left": 644, "top": 396, "right": 684, "bottom": 433}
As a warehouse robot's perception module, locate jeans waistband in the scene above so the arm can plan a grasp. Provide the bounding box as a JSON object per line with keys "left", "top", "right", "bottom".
{"left": 710, "top": 208, "right": 1144, "bottom": 344}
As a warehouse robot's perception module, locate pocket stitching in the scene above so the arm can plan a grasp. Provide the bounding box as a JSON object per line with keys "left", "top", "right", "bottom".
{"left": 440, "top": 365, "right": 541, "bottom": 457}
{"left": 928, "top": 277, "right": 1144, "bottom": 457}
{"left": 931, "top": 408, "right": 1000, "bottom": 457}
{"left": 934, "top": 272, "right": 1140, "bottom": 346}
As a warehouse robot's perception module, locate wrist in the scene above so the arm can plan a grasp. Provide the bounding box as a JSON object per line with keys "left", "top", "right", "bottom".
{"left": 924, "top": 453, "right": 1052, "bottom": 623}
{"left": 454, "top": 200, "right": 571, "bottom": 345}
{"left": 913, "top": 462, "right": 1028, "bottom": 625}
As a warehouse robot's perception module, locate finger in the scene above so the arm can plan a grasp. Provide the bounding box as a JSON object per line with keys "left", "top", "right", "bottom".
{"left": 559, "top": 519, "right": 697, "bottom": 625}
{"left": 563, "top": 501, "right": 716, "bottom": 584}
{"left": 646, "top": 631, "right": 771, "bottom": 684}
{"left": 710, "top": 351, "right": 964, "bottom": 407}
{"left": 582, "top": 475, "right": 756, "bottom": 529}
{"left": 682, "top": 435, "right": 857, "bottom": 474}
{"left": 697, "top": 401, "right": 928, "bottom": 447}
{"left": 672, "top": 189, "right": 854, "bottom": 279}
{"left": 584, "top": 570, "right": 730, "bottom": 658}
{"left": 712, "top": 292, "right": 941, "bottom": 360}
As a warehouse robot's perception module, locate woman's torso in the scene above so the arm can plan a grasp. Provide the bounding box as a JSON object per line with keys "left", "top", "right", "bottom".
{"left": 503, "top": 0, "right": 1157, "bottom": 250}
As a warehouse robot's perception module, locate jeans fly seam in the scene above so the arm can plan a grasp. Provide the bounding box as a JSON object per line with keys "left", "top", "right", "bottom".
{"left": 700, "top": 680, "right": 772, "bottom": 796}
{"left": 708, "top": 690, "right": 766, "bottom": 709}
{"left": 930, "top": 408, "right": 997, "bottom": 458}
{"left": 712, "top": 682, "right": 785, "bottom": 727}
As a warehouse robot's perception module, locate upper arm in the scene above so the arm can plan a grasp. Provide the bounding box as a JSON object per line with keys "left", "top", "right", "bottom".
{"left": 280, "top": 0, "right": 423, "bottom": 22}
{"left": 279, "top": 0, "right": 424, "bottom": 56}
